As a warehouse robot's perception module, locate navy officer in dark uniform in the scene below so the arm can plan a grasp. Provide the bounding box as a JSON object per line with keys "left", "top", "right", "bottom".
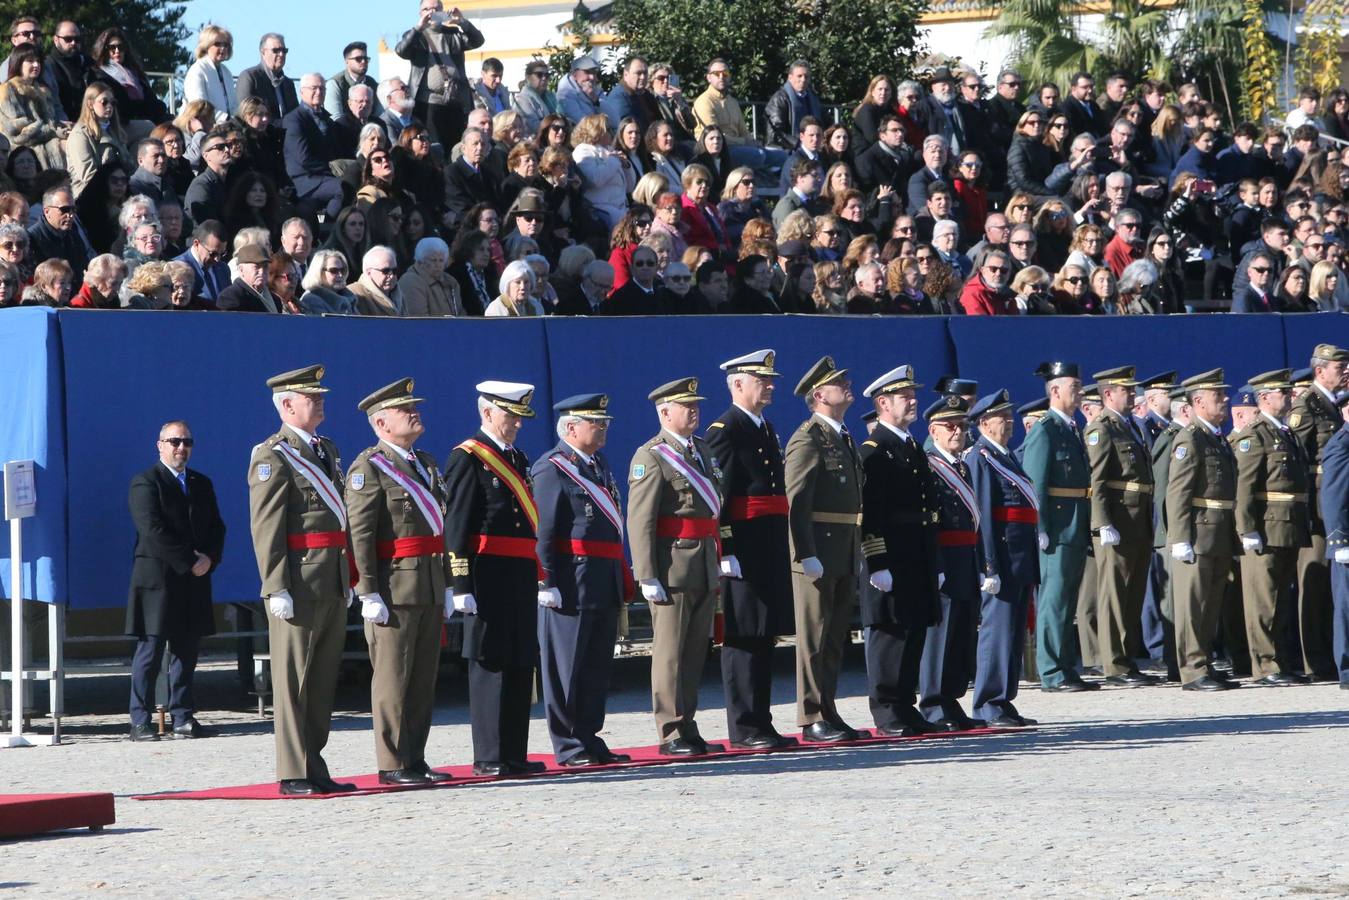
{"left": 444, "top": 381, "right": 546, "bottom": 777}
{"left": 920, "top": 395, "right": 986, "bottom": 730}
{"left": 532, "top": 393, "right": 633, "bottom": 767}
{"left": 859, "top": 364, "right": 943, "bottom": 736}
{"left": 968, "top": 390, "right": 1040, "bottom": 727}
{"left": 705, "top": 349, "right": 796, "bottom": 749}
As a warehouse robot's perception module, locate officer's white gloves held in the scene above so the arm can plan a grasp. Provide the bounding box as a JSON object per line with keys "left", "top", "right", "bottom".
{"left": 981, "top": 574, "right": 1001, "bottom": 595}
{"left": 1336, "top": 548, "right": 1349, "bottom": 565}
{"left": 1241, "top": 533, "right": 1264, "bottom": 554}
{"left": 443, "top": 589, "right": 454, "bottom": 621}
{"left": 800, "top": 557, "right": 825, "bottom": 579}
{"left": 719, "top": 555, "right": 743, "bottom": 579}
{"left": 868, "top": 569, "right": 893, "bottom": 593}
{"left": 1171, "top": 542, "right": 1195, "bottom": 563}
{"left": 640, "top": 579, "right": 670, "bottom": 605}
{"left": 1099, "top": 525, "right": 1121, "bottom": 547}
{"left": 455, "top": 592, "right": 478, "bottom": 615}
{"left": 267, "top": 591, "right": 294, "bottom": 620}
{"left": 360, "top": 594, "right": 389, "bottom": 625}
{"left": 538, "top": 587, "right": 563, "bottom": 609}
{"left": 1038, "top": 532, "right": 1050, "bottom": 552}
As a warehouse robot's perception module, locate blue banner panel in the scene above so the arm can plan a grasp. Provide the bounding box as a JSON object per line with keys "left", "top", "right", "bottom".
{"left": 1279, "top": 313, "right": 1349, "bottom": 373}
{"left": 949, "top": 314, "right": 1294, "bottom": 445}
{"left": 0, "top": 308, "right": 65, "bottom": 603}
{"left": 540, "top": 314, "right": 958, "bottom": 471}
{"left": 57, "top": 312, "right": 551, "bottom": 609}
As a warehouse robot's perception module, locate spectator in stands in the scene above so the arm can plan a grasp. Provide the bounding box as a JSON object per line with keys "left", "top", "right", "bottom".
{"left": 776, "top": 116, "right": 823, "bottom": 196}
{"left": 183, "top": 25, "right": 236, "bottom": 122}
{"left": 573, "top": 114, "right": 634, "bottom": 231}
{"left": 807, "top": 259, "right": 843, "bottom": 313}
{"left": 922, "top": 67, "right": 975, "bottom": 155}
{"left": 648, "top": 191, "right": 687, "bottom": 259}
{"left": 1065, "top": 223, "right": 1105, "bottom": 274}
{"left": 121, "top": 259, "right": 171, "bottom": 308}
{"left": 855, "top": 115, "right": 916, "bottom": 197}
{"left": 846, "top": 260, "right": 893, "bottom": 313}
{"left": 484, "top": 256, "right": 541, "bottom": 316}
{"left": 184, "top": 128, "right": 234, "bottom": 225}
{"left": 297, "top": 249, "right": 356, "bottom": 314}
{"left": 988, "top": 70, "right": 1025, "bottom": 158}
{"left": 320, "top": 204, "right": 369, "bottom": 275}
{"left": 172, "top": 219, "right": 228, "bottom": 304}
{"left": 216, "top": 243, "right": 279, "bottom": 312}
{"left": 907, "top": 135, "right": 950, "bottom": 215}
{"left": 157, "top": 200, "right": 185, "bottom": 258}
{"left": 952, "top": 150, "right": 987, "bottom": 238}
{"left": 76, "top": 163, "right": 131, "bottom": 252}
{"left": 150, "top": 124, "right": 192, "bottom": 198}
{"left": 28, "top": 185, "right": 93, "bottom": 282}
{"left": 1043, "top": 110, "right": 1072, "bottom": 162}
{"left": 1047, "top": 263, "right": 1087, "bottom": 313}
{"left": 392, "top": 124, "right": 443, "bottom": 212}
{"left": 773, "top": 158, "right": 823, "bottom": 230}
{"left": 1145, "top": 105, "right": 1185, "bottom": 180}
{"left": 913, "top": 180, "right": 954, "bottom": 243}
{"left": 613, "top": 116, "right": 647, "bottom": 180}
{"left": 330, "top": 84, "right": 376, "bottom": 160}
{"left": 559, "top": 54, "right": 603, "bottom": 125}
{"left": 709, "top": 166, "right": 762, "bottom": 250}
{"left": 959, "top": 250, "right": 1011, "bottom": 315}
{"left": 678, "top": 163, "right": 730, "bottom": 257}
{"left": 283, "top": 74, "right": 342, "bottom": 219}
{"left": 1232, "top": 252, "right": 1276, "bottom": 312}
{"left": 729, "top": 253, "right": 782, "bottom": 313}
{"left": 0, "top": 258, "right": 16, "bottom": 305}
{"left": 268, "top": 251, "right": 304, "bottom": 313}
{"left": 1142, "top": 227, "right": 1183, "bottom": 314}
{"left": 0, "top": 45, "right": 70, "bottom": 170}
{"left": 235, "top": 33, "right": 298, "bottom": 122}
{"left": 223, "top": 173, "right": 281, "bottom": 245}
{"left": 172, "top": 100, "right": 214, "bottom": 167}
{"left": 444, "top": 229, "right": 490, "bottom": 314}
{"left": 1309, "top": 260, "right": 1341, "bottom": 311}
{"left": 88, "top": 28, "right": 168, "bottom": 128}
{"left": 1104, "top": 208, "right": 1144, "bottom": 276}
{"left": 324, "top": 41, "right": 381, "bottom": 122}
{"left": 1273, "top": 264, "right": 1313, "bottom": 312}
{"left": 688, "top": 124, "right": 733, "bottom": 195}
{"left": 47, "top": 21, "right": 91, "bottom": 120}
{"left": 472, "top": 57, "right": 510, "bottom": 116}
{"left": 1324, "top": 89, "right": 1349, "bottom": 144}
{"left": 692, "top": 59, "right": 787, "bottom": 180}
{"left": 66, "top": 84, "right": 130, "bottom": 199}
{"left": 0, "top": 17, "right": 68, "bottom": 119}
{"left": 604, "top": 243, "right": 669, "bottom": 314}
{"left": 512, "top": 61, "right": 557, "bottom": 136}
{"left": 347, "top": 127, "right": 394, "bottom": 205}
{"left": 446, "top": 126, "right": 499, "bottom": 218}
{"left": 70, "top": 253, "right": 125, "bottom": 308}
{"left": 1232, "top": 218, "right": 1290, "bottom": 297}
{"left": 851, "top": 75, "right": 894, "bottom": 149}
{"left": 1172, "top": 128, "right": 1219, "bottom": 187}
{"left": 1285, "top": 85, "right": 1323, "bottom": 132}
{"left": 965, "top": 212, "right": 1008, "bottom": 265}
{"left": 1061, "top": 71, "right": 1101, "bottom": 137}
{"left": 888, "top": 256, "right": 938, "bottom": 314}
{"left": 821, "top": 123, "right": 853, "bottom": 173}
{"left": 1007, "top": 109, "right": 1055, "bottom": 200}
{"left": 1009, "top": 264, "right": 1057, "bottom": 315}
{"left": 765, "top": 60, "right": 823, "bottom": 151}
{"left": 128, "top": 139, "right": 175, "bottom": 205}
{"left": 400, "top": 236, "right": 464, "bottom": 316}
{"left": 1115, "top": 259, "right": 1157, "bottom": 314}
{"left": 122, "top": 220, "right": 164, "bottom": 275}
{"left": 396, "top": 2, "right": 484, "bottom": 146}
{"left": 644, "top": 120, "right": 686, "bottom": 193}
{"left": 23, "top": 257, "right": 73, "bottom": 306}
{"left": 348, "top": 244, "right": 403, "bottom": 315}
{"left": 602, "top": 56, "right": 658, "bottom": 134}
{"left": 1087, "top": 265, "right": 1117, "bottom": 313}
{"left": 376, "top": 77, "right": 416, "bottom": 147}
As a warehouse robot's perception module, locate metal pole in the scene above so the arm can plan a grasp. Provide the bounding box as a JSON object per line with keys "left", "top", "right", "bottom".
{"left": 48, "top": 601, "right": 61, "bottom": 744}
{"left": 9, "top": 516, "right": 22, "bottom": 743}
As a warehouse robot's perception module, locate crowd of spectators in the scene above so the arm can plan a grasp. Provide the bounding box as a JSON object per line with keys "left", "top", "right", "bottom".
{"left": 0, "top": 8, "right": 1346, "bottom": 317}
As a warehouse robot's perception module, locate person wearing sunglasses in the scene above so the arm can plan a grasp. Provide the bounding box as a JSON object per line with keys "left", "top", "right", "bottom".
{"left": 510, "top": 60, "right": 557, "bottom": 136}
{"left": 235, "top": 33, "right": 298, "bottom": 122}
{"left": 183, "top": 25, "right": 237, "bottom": 121}
{"left": 28, "top": 185, "right": 94, "bottom": 282}
{"left": 126, "top": 419, "right": 226, "bottom": 743}
{"left": 323, "top": 41, "right": 382, "bottom": 121}
{"left": 959, "top": 249, "right": 1014, "bottom": 315}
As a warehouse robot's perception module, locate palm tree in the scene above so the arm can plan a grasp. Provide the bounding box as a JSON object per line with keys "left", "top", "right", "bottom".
{"left": 985, "top": 0, "right": 1099, "bottom": 89}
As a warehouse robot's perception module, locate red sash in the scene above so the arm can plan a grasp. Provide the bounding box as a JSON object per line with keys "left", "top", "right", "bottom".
{"left": 728, "top": 495, "right": 788, "bottom": 519}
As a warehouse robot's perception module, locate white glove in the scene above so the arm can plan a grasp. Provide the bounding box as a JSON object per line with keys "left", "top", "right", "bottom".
{"left": 800, "top": 557, "right": 824, "bottom": 579}
{"left": 1099, "top": 525, "right": 1121, "bottom": 547}
{"left": 640, "top": 579, "right": 670, "bottom": 604}
{"left": 267, "top": 591, "right": 294, "bottom": 620}
{"left": 455, "top": 592, "right": 478, "bottom": 615}
{"left": 346, "top": 588, "right": 356, "bottom": 609}
{"left": 937, "top": 572, "right": 946, "bottom": 589}
{"left": 868, "top": 569, "right": 893, "bottom": 592}
{"left": 360, "top": 594, "right": 389, "bottom": 625}
{"left": 719, "top": 555, "right": 743, "bottom": 579}
{"left": 1241, "top": 533, "right": 1264, "bottom": 554}
{"left": 1335, "top": 548, "right": 1349, "bottom": 565}
{"left": 538, "top": 587, "right": 563, "bottom": 609}
{"left": 1170, "top": 542, "right": 1195, "bottom": 563}
{"left": 443, "top": 589, "right": 454, "bottom": 621}
{"left": 981, "top": 574, "right": 1001, "bottom": 595}
{"left": 1038, "top": 532, "right": 1050, "bottom": 552}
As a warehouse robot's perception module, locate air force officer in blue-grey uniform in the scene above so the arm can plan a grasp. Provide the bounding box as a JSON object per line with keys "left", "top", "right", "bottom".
{"left": 967, "top": 390, "right": 1041, "bottom": 726}
{"left": 1317, "top": 395, "right": 1349, "bottom": 689}
{"left": 533, "top": 393, "right": 634, "bottom": 767}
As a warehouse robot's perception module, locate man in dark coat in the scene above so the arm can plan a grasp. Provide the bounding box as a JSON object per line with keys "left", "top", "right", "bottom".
{"left": 859, "top": 364, "right": 943, "bottom": 736}
{"left": 706, "top": 350, "right": 796, "bottom": 749}
{"left": 533, "top": 394, "right": 632, "bottom": 767}
{"left": 283, "top": 74, "right": 343, "bottom": 219}
{"left": 395, "top": 2, "right": 485, "bottom": 146}
{"left": 854, "top": 114, "right": 918, "bottom": 197}
{"left": 234, "top": 33, "right": 300, "bottom": 122}
{"left": 126, "top": 420, "right": 226, "bottom": 741}
{"left": 445, "top": 126, "right": 499, "bottom": 218}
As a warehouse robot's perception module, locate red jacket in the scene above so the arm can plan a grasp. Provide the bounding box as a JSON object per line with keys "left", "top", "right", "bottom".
{"left": 953, "top": 179, "right": 988, "bottom": 242}
{"left": 959, "top": 273, "right": 1011, "bottom": 315}
{"left": 608, "top": 242, "right": 638, "bottom": 292}
{"left": 69, "top": 283, "right": 117, "bottom": 309}
{"left": 679, "top": 194, "right": 731, "bottom": 256}
{"left": 1104, "top": 235, "right": 1142, "bottom": 278}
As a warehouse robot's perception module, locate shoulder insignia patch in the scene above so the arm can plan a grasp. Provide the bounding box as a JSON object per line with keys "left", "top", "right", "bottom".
{"left": 1237, "top": 439, "right": 1251, "bottom": 453}
{"left": 350, "top": 473, "right": 364, "bottom": 489}
{"left": 1174, "top": 446, "right": 1188, "bottom": 460}
{"left": 1087, "top": 432, "right": 1100, "bottom": 446}
{"left": 861, "top": 440, "right": 877, "bottom": 448}
{"left": 707, "top": 422, "right": 725, "bottom": 429}
{"left": 1289, "top": 414, "right": 1302, "bottom": 428}
{"left": 256, "top": 463, "right": 272, "bottom": 481}
{"left": 631, "top": 464, "right": 646, "bottom": 480}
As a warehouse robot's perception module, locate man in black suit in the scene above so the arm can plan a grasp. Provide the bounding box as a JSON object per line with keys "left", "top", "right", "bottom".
{"left": 283, "top": 74, "right": 343, "bottom": 219}
{"left": 854, "top": 114, "right": 917, "bottom": 198}
{"left": 126, "top": 420, "right": 226, "bottom": 741}
{"left": 234, "top": 33, "right": 300, "bottom": 122}
{"left": 1062, "top": 71, "right": 1103, "bottom": 138}
{"left": 445, "top": 127, "right": 499, "bottom": 218}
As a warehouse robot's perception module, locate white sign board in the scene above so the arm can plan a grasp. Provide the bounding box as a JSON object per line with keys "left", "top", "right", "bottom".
{"left": 4, "top": 460, "right": 36, "bottom": 520}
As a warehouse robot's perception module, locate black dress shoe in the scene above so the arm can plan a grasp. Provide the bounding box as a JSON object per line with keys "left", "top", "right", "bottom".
{"left": 1042, "top": 680, "right": 1099, "bottom": 692}
{"left": 730, "top": 733, "right": 787, "bottom": 749}
{"left": 472, "top": 761, "right": 509, "bottom": 776}
{"left": 409, "top": 761, "right": 452, "bottom": 783}
{"left": 875, "top": 723, "right": 928, "bottom": 737}
{"left": 172, "top": 718, "right": 215, "bottom": 739}
{"left": 560, "top": 752, "right": 603, "bottom": 767}
{"left": 801, "top": 721, "right": 853, "bottom": 743}
{"left": 900, "top": 718, "right": 945, "bottom": 735}
{"left": 128, "top": 723, "right": 159, "bottom": 742}
{"left": 379, "top": 769, "right": 434, "bottom": 785}
{"left": 1104, "top": 671, "right": 1155, "bottom": 687}
{"left": 278, "top": 778, "right": 318, "bottom": 795}
{"left": 600, "top": 751, "right": 632, "bottom": 763}
{"left": 932, "top": 718, "right": 965, "bottom": 732}
{"left": 954, "top": 714, "right": 988, "bottom": 730}
{"left": 658, "top": 738, "right": 706, "bottom": 756}
{"left": 987, "top": 714, "right": 1027, "bottom": 728}
{"left": 1081, "top": 666, "right": 1104, "bottom": 676}
{"left": 1182, "top": 675, "right": 1230, "bottom": 692}
{"left": 1254, "top": 672, "right": 1303, "bottom": 686}
{"left": 506, "top": 760, "right": 547, "bottom": 775}
{"left": 312, "top": 776, "right": 358, "bottom": 793}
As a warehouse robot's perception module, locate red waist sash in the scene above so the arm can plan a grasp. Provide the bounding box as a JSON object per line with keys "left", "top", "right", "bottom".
{"left": 727, "top": 495, "right": 788, "bottom": 520}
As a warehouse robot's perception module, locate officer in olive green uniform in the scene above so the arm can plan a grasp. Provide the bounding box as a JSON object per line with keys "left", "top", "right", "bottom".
{"left": 1150, "top": 386, "right": 1191, "bottom": 681}
{"left": 346, "top": 379, "right": 454, "bottom": 785}
{"left": 627, "top": 377, "right": 724, "bottom": 756}
{"left": 1289, "top": 344, "right": 1349, "bottom": 680}
{"left": 1233, "top": 369, "right": 1313, "bottom": 685}
{"left": 1021, "top": 361, "right": 1099, "bottom": 692}
{"left": 785, "top": 357, "right": 865, "bottom": 742}
{"left": 1166, "top": 369, "right": 1240, "bottom": 692}
{"left": 1085, "top": 366, "right": 1158, "bottom": 686}
{"left": 1075, "top": 385, "right": 1103, "bottom": 671}
{"left": 247, "top": 365, "right": 356, "bottom": 795}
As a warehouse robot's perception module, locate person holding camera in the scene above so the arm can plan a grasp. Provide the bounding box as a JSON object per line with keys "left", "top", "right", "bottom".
{"left": 396, "top": 1, "right": 484, "bottom": 148}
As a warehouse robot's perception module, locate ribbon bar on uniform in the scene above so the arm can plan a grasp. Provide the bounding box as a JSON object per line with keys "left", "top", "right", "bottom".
{"left": 993, "top": 506, "right": 1039, "bottom": 524}
{"left": 728, "top": 495, "right": 789, "bottom": 520}
{"left": 287, "top": 531, "right": 347, "bottom": 550}
{"left": 376, "top": 535, "right": 445, "bottom": 559}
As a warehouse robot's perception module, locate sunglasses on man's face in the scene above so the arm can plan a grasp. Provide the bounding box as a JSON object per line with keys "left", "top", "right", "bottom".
{"left": 161, "top": 437, "right": 195, "bottom": 448}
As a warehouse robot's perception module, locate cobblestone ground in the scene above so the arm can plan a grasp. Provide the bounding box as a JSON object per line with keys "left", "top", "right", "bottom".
{"left": 3, "top": 646, "right": 1348, "bottom": 898}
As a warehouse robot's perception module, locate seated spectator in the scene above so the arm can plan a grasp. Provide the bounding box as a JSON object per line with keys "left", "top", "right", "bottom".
{"left": 348, "top": 244, "right": 404, "bottom": 316}
{"left": 959, "top": 250, "right": 1013, "bottom": 314}
{"left": 121, "top": 258, "right": 172, "bottom": 308}
{"left": 223, "top": 173, "right": 281, "bottom": 246}
{"left": 639, "top": 231, "right": 673, "bottom": 279}
{"left": 67, "top": 84, "right": 130, "bottom": 199}
{"left": 389, "top": 126, "right": 440, "bottom": 211}
{"left": 572, "top": 114, "right": 634, "bottom": 232}
{"left": 1047, "top": 133, "right": 1097, "bottom": 197}
{"left": 644, "top": 121, "right": 687, "bottom": 196}
{"left": 1006, "top": 223, "right": 1040, "bottom": 275}
{"left": 777, "top": 115, "right": 825, "bottom": 196}
{"left": 907, "top": 135, "right": 951, "bottom": 216}
{"left": 841, "top": 233, "right": 880, "bottom": 284}
{"left": 1142, "top": 227, "right": 1183, "bottom": 313}
{"left": 1009, "top": 265, "right": 1057, "bottom": 315}
{"left": 534, "top": 146, "right": 588, "bottom": 246}
{"left": 227, "top": 226, "right": 272, "bottom": 281}
{"left": 554, "top": 257, "right": 611, "bottom": 316}
{"left": 1232, "top": 217, "right": 1290, "bottom": 297}
{"left": 965, "top": 212, "right": 1009, "bottom": 267}
{"left": 277, "top": 217, "right": 312, "bottom": 284}
{"left": 182, "top": 25, "right": 236, "bottom": 122}
{"left": 502, "top": 188, "right": 553, "bottom": 261}
{"left": 649, "top": 191, "right": 688, "bottom": 260}
{"left": 691, "top": 59, "right": 787, "bottom": 181}
{"left": 484, "top": 257, "right": 541, "bottom": 316}
{"left": 952, "top": 150, "right": 987, "bottom": 238}
{"left": 320, "top": 204, "right": 370, "bottom": 275}
{"left": 164, "top": 258, "right": 209, "bottom": 309}
{"left": 716, "top": 167, "right": 767, "bottom": 246}
{"left": 1308, "top": 260, "right": 1341, "bottom": 312}
{"left": 1052, "top": 263, "right": 1092, "bottom": 313}
{"left": 558, "top": 55, "right": 603, "bottom": 125}
{"left": 887, "top": 256, "right": 938, "bottom": 314}
{"left": 1104, "top": 208, "right": 1145, "bottom": 276}
{"left": 679, "top": 164, "right": 730, "bottom": 256}
{"left": 76, "top": 162, "right": 132, "bottom": 251}
{"left": 821, "top": 124, "right": 853, "bottom": 172}
{"left": 283, "top": 74, "right": 342, "bottom": 218}
{"left": 1065, "top": 223, "right": 1105, "bottom": 273}
{"left": 0, "top": 220, "right": 31, "bottom": 283}
{"left": 149, "top": 123, "right": 192, "bottom": 197}
{"left": 599, "top": 244, "right": 662, "bottom": 315}
{"left": 28, "top": 186, "right": 94, "bottom": 282}
{"left": 330, "top": 83, "right": 377, "bottom": 160}
{"left": 525, "top": 252, "right": 558, "bottom": 312}
{"left": 1273, "top": 264, "right": 1313, "bottom": 312}
{"left": 446, "top": 126, "right": 499, "bottom": 219}
{"left": 122, "top": 219, "right": 164, "bottom": 275}
{"left": 172, "top": 100, "right": 214, "bottom": 168}
{"left": 184, "top": 128, "right": 233, "bottom": 225}
{"left": 5, "top": 146, "right": 38, "bottom": 204}
{"left": 776, "top": 259, "right": 816, "bottom": 313}
{"left": 297, "top": 249, "right": 357, "bottom": 314}
{"left": 235, "top": 33, "right": 298, "bottom": 123}
{"left": 128, "top": 139, "right": 176, "bottom": 205}
{"left": 729, "top": 253, "right": 782, "bottom": 313}
{"left": 813, "top": 212, "right": 845, "bottom": 260}
{"left": 375, "top": 76, "right": 416, "bottom": 147}
{"left": 764, "top": 60, "right": 822, "bottom": 150}
{"left": 930, "top": 219, "right": 971, "bottom": 281}
{"left": 353, "top": 142, "right": 398, "bottom": 208}
{"left": 23, "top": 257, "right": 73, "bottom": 306}
{"left": 613, "top": 116, "right": 647, "bottom": 180}
{"left": 366, "top": 197, "right": 410, "bottom": 271}
{"left": 851, "top": 76, "right": 894, "bottom": 149}
{"left": 1006, "top": 109, "right": 1056, "bottom": 199}
{"left": 0, "top": 191, "right": 25, "bottom": 226}
{"left": 855, "top": 115, "right": 916, "bottom": 197}
{"left": 606, "top": 205, "right": 653, "bottom": 291}
{"left": 447, "top": 228, "right": 494, "bottom": 314}
{"left": 324, "top": 40, "right": 381, "bottom": 122}
{"left": 173, "top": 219, "right": 230, "bottom": 306}
{"left": 268, "top": 250, "right": 303, "bottom": 313}
{"left": 1172, "top": 128, "right": 1218, "bottom": 187}
{"left": 511, "top": 61, "right": 557, "bottom": 136}
{"left": 398, "top": 236, "right": 463, "bottom": 316}
{"left": 1089, "top": 266, "right": 1118, "bottom": 313}
{"left": 773, "top": 158, "right": 823, "bottom": 230}
{"left": 1031, "top": 202, "right": 1072, "bottom": 271}
{"left": 602, "top": 56, "right": 658, "bottom": 134}
{"left": 1043, "top": 110, "right": 1071, "bottom": 162}
{"left": 1231, "top": 251, "right": 1278, "bottom": 312}
{"left": 688, "top": 124, "right": 733, "bottom": 195}
{"left": 1145, "top": 105, "right": 1185, "bottom": 180}
{"left": 88, "top": 28, "right": 170, "bottom": 127}
{"left": 216, "top": 243, "right": 278, "bottom": 312}
{"left": 0, "top": 45, "right": 69, "bottom": 170}
{"left": 70, "top": 252, "right": 125, "bottom": 308}
{"left": 232, "top": 97, "right": 288, "bottom": 192}
{"left": 649, "top": 64, "right": 698, "bottom": 152}
{"left": 0, "top": 258, "right": 16, "bottom": 306}
{"left": 846, "top": 260, "right": 894, "bottom": 313}
{"left": 1114, "top": 258, "right": 1159, "bottom": 314}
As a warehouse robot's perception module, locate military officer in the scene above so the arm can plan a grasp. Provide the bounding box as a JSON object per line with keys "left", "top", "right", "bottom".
{"left": 705, "top": 350, "right": 795, "bottom": 749}
{"left": 533, "top": 393, "right": 632, "bottom": 766}
{"left": 785, "top": 357, "right": 864, "bottom": 742}
{"left": 1021, "top": 361, "right": 1098, "bottom": 692}
{"left": 1075, "top": 384, "right": 1103, "bottom": 673}
{"left": 627, "top": 377, "right": 724, "bottom": 756}
{"left": 1230, "top": 386, "right": 1258, "bottom": 434}
{"left": 1015, "top": 398, "right": 1048, "bottom": 464}
{"left": 1290, "top": 367, "right": 1313, "bottom": 404}
{"left": 923, "top": 376, "right": 979, "bottom": 451}
{"left": 1233, "top": 369, "right": 1312, "bottom": 685}
{"left": 921, "top": 394, "right": 985, "bottom": 729}
{"left": 857, "top": 365, "right": 942, "bottom": 736}
{"left": 861, "top": 409, "right": 879, "bottom": 435}
{"left": 346, "top": 378, "right": 453, "bottom": 785}
{"left": 1150, "top": 386, "right": 1192, "bottom": 681}
{"left": 1167, "top": 369, "right": 1240, "bottom": 692}
{"left": 1137, "top": 371, "right": 1178, "bottom": 446}
{"left": 444, "top": 381, "right": 545, "bottom": 776}
{"left": 968, "top": 390, "right": 1040, "bottom": 726}
{"left": 1137, "top": 371, "right": 1178, "bottom": 663}
{"left": 247, "top": 364, "right": 356, "bottom": 795}
{"left": 1289, "top": 344, "right": 1349, "bottom": 680}
{"left": 1317, "top": 395, "right": 1349, "bottom": 689}
{"left": 1085, "top": 366, "right": 1158, "bottom": 687}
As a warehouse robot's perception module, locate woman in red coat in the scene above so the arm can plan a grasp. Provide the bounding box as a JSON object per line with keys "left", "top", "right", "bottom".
{"left": 606, "top": 205, "right": 654, "bottom": 292}
{"left": 677, "top": 164, "right": 731, "bottom": 257}
{"left": 952, "top": 149, "right": 988, "bottom": 241}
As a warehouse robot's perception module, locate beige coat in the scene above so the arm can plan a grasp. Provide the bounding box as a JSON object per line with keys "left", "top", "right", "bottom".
{"left": 398, "top": 265, "right": 465, "bottom": 316}
{"left": 66, "top": 123, "right": 131, "bottom": 198}
{"left": 0, "top": 80, "right": 65, "bottom": 169}
{"left": 349, "top": 274, "right": 402, "bottom": 316}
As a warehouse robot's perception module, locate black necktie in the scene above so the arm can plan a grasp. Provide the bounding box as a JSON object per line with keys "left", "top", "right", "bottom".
{"left": 840, "top": 425, "right": 855, "bottom": 452}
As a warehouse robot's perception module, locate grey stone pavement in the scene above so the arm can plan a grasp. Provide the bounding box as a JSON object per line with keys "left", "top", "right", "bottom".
{"left": 2, "top": 645, "right": 1349, "bottom": 898}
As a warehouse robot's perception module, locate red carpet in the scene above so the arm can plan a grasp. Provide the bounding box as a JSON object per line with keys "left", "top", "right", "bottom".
{"left": 0, "top": 792, "right": 116, "bottom": 837}
{"left": 133, "top": 726, "right": 1023, "bottom": 801}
